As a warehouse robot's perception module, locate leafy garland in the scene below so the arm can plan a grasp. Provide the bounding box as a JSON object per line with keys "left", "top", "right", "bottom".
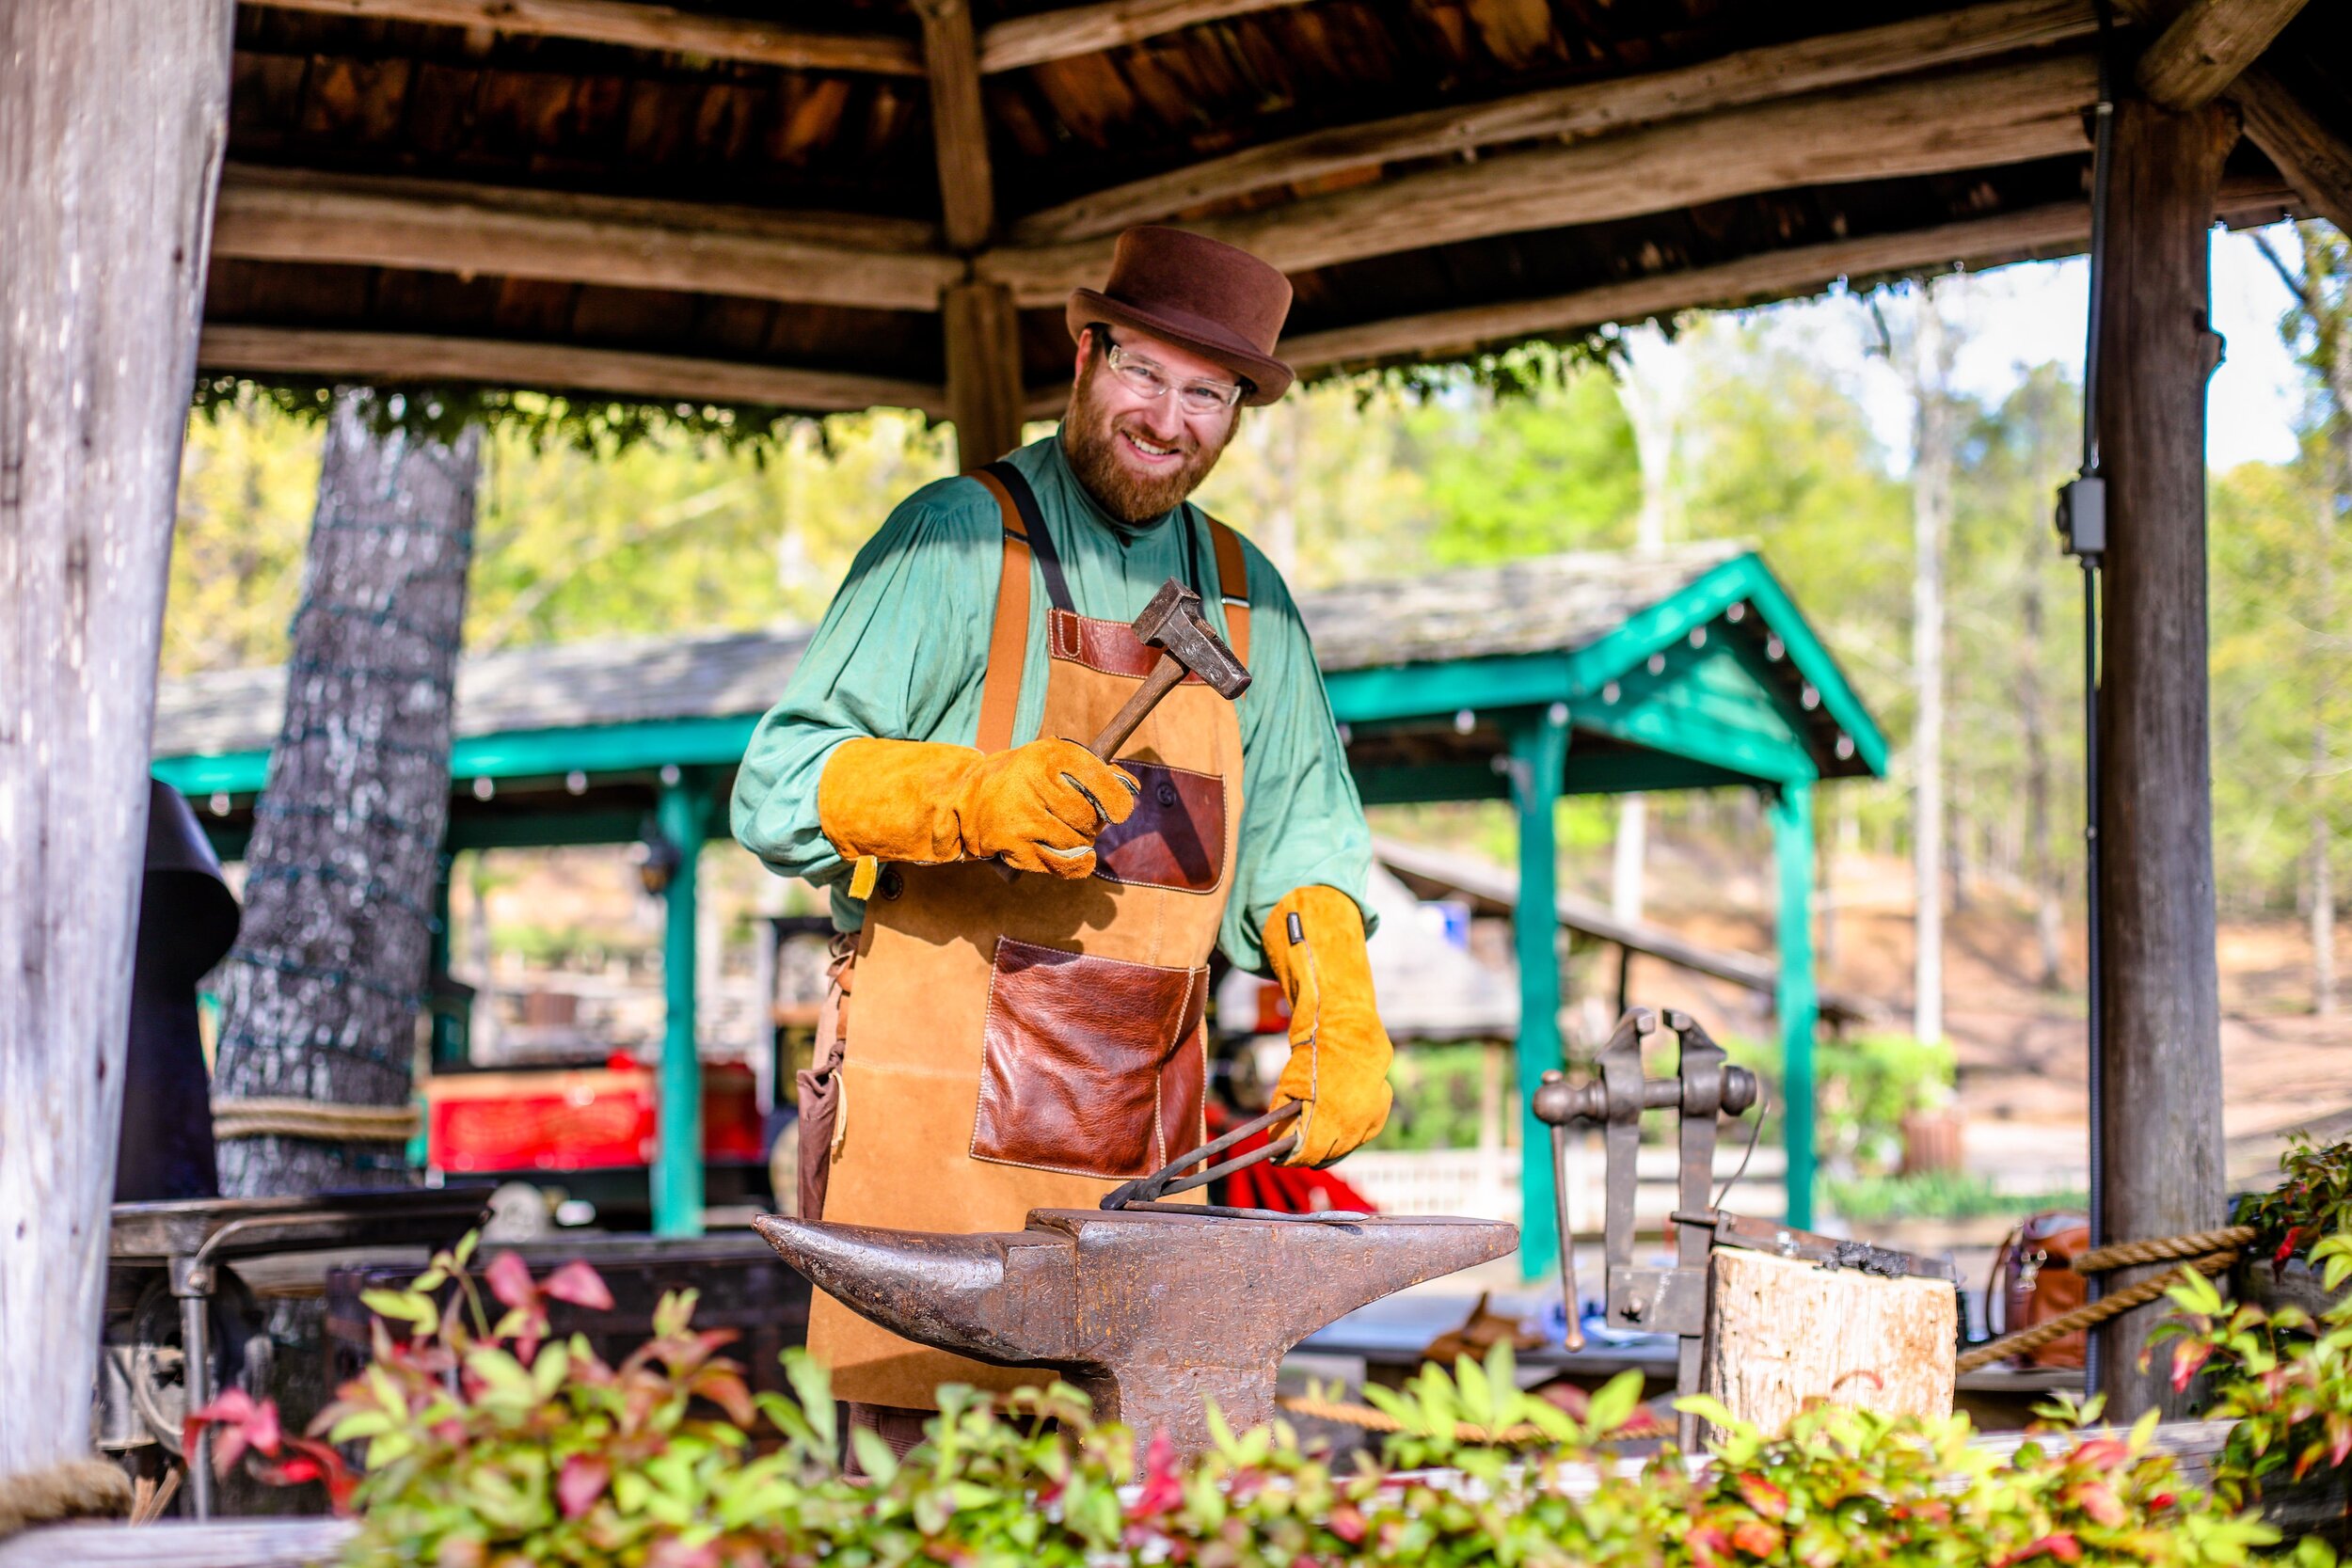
{"left": 191, "top": 374, "right": 830, "bottom": 458}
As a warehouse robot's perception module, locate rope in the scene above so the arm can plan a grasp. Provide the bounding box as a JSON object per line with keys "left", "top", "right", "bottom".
{"left": 2074, "top": 1225, "right": 2256, "bottom": 1275}
{"left": 0, "top": 1458, "right": 131, "bottom": 1540}
{"left": 212, "top": 1097, "right": 421, "bottom": 1143}
{"left": 1955, "top": 1251, "right": 2234, "bottom": 1374}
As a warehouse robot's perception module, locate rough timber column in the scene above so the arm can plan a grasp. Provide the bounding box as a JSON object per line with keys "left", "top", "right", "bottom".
{"left": 2090, "top": 94, "right": 2237, "bottom": 1419}
{"left": 0, "top": 0, "right": 235, "bottom": 1478}
{"left": 945, "top": 280, "right": 1025, "bottom": 467}
{"left": 916, "top": 0, "right": 1025, "bottom": 468}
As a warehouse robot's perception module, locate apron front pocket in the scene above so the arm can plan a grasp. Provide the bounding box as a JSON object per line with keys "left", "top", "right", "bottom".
{"left": 1093, "top": 760, "right": 1226, "bottom": 894}
{"left": 972, "top": 937, "right": 1208, "bottom": 1179}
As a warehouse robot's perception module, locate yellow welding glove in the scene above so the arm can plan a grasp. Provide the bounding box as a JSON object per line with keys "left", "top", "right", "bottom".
{"left": 818, "top": 736, "right": 1138, "bottom": 886}
{"left": 1262, "top": 885, "right": 1393, "bottom": 1167}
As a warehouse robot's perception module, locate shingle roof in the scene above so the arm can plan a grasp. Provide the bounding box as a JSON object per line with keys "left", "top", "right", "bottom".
{"left": 150, "top": 541, "right": 1745, "bottom": 760}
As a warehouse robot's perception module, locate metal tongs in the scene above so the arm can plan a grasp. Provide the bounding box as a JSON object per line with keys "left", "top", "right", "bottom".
{"left": 1099, "top": 1101, "right": 1372, "bottom": 1221}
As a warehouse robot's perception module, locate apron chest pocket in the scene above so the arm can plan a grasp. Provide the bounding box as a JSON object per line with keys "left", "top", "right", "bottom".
{"left": 972, "top": 937, "right": 1207, "bottom": 1180}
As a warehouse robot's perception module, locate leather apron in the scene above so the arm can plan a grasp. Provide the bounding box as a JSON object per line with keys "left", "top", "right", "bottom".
{"left": 806, "top": 462, "right": 1254, "bottom": 1410}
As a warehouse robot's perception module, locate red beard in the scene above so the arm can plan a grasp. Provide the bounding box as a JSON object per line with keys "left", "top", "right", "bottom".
{"left": 1060, "top": 361, "right": 1235, "bottom": 526}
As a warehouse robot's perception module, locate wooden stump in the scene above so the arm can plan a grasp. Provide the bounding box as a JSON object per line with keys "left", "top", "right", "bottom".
{"left": 1699, "top": 1249, "right": 1956, "bottom": 1442}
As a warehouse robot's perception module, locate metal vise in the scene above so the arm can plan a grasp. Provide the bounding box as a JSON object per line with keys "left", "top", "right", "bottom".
{"left": 1534, "top": 1007, "right": 1954, "bottom": 1447}
{"left": 1533, "top": 1009, "right": 1755, "bottom": 1371}
{"left": 754, "top": 1206, "right": 1515, "bottom": 1456}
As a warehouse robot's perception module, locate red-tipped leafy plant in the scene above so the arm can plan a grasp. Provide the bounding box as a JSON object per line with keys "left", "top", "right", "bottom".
{"left": 195, "top": 1230, "right": 2283, "bottom": 1567}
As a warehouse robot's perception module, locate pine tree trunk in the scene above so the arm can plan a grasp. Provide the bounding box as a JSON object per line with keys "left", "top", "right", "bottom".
{"left": 213, "top": 394, "right": 480, "bottom": 1196}
{"left": 1910, "top": 288, "right": 1956, "bottom": 1045}
{"left": 2020, "top": 556, "right": 2066, "bottom": 990}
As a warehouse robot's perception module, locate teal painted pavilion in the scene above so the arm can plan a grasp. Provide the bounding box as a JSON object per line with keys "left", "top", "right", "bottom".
{"left": 152, "top": 540, "right": 1884, "bottom": 1273}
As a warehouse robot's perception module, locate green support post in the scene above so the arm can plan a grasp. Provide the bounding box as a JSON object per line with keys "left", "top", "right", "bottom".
{"left": 1508, "top": 705, "right": 1571, "bottom": 1282}
{"left": 654, "top": 769, "right": 710, "bottom": 1239}
{"left": 1770, "top": 780, "right": 1818, "bottom": 1230}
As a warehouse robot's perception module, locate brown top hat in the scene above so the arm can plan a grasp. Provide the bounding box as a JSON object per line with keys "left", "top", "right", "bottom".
{"left": 1067, "top": 227, "right": 1295, "bottom": 405}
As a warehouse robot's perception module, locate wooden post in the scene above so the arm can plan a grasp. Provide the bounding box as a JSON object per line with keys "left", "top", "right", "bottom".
{"left": 1509, "top": 706, "right": 1571, "bottom": 1280}
{"left": 654, "top": 769, "right": 710, "bottom": 1238}
{"left": 1700, "top": 1249, "right": 1955, "bottom": 1441}
{"left": 0, "top": 0, "right": 235, "bottom": 1481}
{"left": 945, "top": 279, "right": 1026, "bottom": 468}
{"left": 2090, "top": 95, "right": 2237, "bottom": 1420}
{"left": 1771, "top": 782, "right": 1819, "bottom": 1230}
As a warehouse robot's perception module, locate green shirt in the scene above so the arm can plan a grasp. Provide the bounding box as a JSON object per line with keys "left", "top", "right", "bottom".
{"left": 730, "top": 433, "right": 1373, "bottom": 974}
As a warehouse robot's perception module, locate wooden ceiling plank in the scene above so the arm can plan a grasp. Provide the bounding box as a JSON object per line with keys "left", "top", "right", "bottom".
{"left": 915, "top": 0, "right": 995, "bottom": 250}
{"left": 2136, "top": 0, "right": 2309, "bottom": 111}
{"left": 198, "top": 324, "right": 947, "bottom": 416}
{"left": 982, "top": 51, "right": 2102, "bottom": 305}
{"left": 211, "top": 164, "right": 962, "bottom": 310}
{"left": 1275, "top": 173, "right": 2296, "bottom": 373}
{"left": 245, "top": 0, "right": 926, "bottom": 76}
{"left": 1009, "top": 0, "right": 2100, "bottom": 245}
{"left": 2233, "top": 66, "right": 2352, "bottom": 232}
{"left": 978, "top": 0, "right": 1309, "bottom": 74}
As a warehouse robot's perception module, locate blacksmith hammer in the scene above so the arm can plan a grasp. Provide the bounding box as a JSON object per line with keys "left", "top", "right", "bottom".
{"left": 753, "top": 1207, "right": 1515, "bottom": 1458}
{"left": 1089, "top": 577, "right": 1251, "bottom": 757}
{"left": 997, "top": 576, "right": 1250, "bottom": 878}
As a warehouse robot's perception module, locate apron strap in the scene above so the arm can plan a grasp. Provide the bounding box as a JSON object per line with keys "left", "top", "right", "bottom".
{"left": 1204, "top": 515, "right": 1251, "bottom": 667}
{"left": 971, "top": 463, "right": 1073, "bottom": 753}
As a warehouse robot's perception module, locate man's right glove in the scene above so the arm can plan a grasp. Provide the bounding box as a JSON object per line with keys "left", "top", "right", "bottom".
{"left": 818, "top": 736, "right": 1138, "bottom": 886}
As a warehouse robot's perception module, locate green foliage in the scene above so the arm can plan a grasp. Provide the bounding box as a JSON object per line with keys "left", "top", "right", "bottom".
{"left": 2156, "top": 1228, "right": 2352, "bottom": 1521}
{"left": 1368, "top": 1042, "right": 1499, "bottom": 1151}
{"left": 1726, "top": 1031, "right": 1954, "bottom": 1174}
{"left": 192, "top": 1232, "right": 2285, "bottom": 1568}
{"left": 1825, "top": 1170, "right": 2086, "bottom": 1225}
{"left": 2235, "top": 1137, "right": 2352, "bottom": 1263}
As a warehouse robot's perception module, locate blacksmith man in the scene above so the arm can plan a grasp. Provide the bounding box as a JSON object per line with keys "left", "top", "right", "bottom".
{"left": 732, "top": 227, "right": 1391, "bottom": 1443}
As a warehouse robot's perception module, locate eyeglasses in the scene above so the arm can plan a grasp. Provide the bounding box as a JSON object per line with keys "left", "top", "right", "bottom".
{"left": 1103, "top": 338, "right": 1246, "bottom": 417}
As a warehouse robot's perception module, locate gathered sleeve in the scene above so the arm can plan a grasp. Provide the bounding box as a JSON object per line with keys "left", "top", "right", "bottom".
{"left": 729, "top": 478, "right": 1001, "bottom": 892}
{"left": 1217, "top": 536, "right": 1376, "bottom": 974}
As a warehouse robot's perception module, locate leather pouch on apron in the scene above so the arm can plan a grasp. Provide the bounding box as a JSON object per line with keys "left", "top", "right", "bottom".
{"left": 1094, "top": 761, "right": 1226, "bottom": 893}
{"left": 972, "top": 937, "right": 1208, "bottom": 1179}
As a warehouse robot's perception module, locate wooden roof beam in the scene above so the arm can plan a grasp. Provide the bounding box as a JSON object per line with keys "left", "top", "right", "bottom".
{"left": 2135, "top": 0, "right": 2309, "bottom": 111}
{"left": 982, "top": 51, "right": 2103, "bottom": 306}
{"left": 198, "top": 325, "right": 947, "bottom": 419}
{"left": 210, "top": 165, "right": 961, "bottom": 310}
{"left": 244, "top": 0, "right": 926, "bottom": 75}
{"left": 915, "top": 0, "right": 994, "bottom": 252}
{"left": 2233, "top": 67, "right": 2352, "bottom": 232}
{"left": 977, "top": 0, "right": 1309, "bottom": 74}
{"left": 1012, "top": 0, "right": 2101, "bottom": 245}
{"left": 1248, "top": 172, "right": 2296, "bottom": 381}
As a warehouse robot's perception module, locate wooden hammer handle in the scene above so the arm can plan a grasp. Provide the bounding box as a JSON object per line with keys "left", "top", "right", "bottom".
{"left": 1089, "top": 652, "right": 1186, "bottom": 759}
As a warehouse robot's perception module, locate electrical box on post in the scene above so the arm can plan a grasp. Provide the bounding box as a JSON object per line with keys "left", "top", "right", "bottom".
{"left": 2056, "top": 475, "right": 2106, "bottom": 557}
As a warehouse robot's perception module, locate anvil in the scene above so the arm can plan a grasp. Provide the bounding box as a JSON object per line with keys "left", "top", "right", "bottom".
{"left": 753, "top": 1207, "right": 1517, "bottom": 1453}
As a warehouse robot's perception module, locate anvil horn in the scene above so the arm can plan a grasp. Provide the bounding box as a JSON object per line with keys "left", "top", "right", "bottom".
{"left": 751, "top": 1214, "right": 1070, "bottom": 1366}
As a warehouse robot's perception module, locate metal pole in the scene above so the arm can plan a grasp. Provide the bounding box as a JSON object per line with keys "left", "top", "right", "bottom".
{"left": 654, "top": 769, "right": 708, "bottom": 1238}
{"left": 1772, "top": 781, "right": 1819, "bottom": 1230}
{"left": 1509, "top": 705, "right": 1572, "bottom": 1281}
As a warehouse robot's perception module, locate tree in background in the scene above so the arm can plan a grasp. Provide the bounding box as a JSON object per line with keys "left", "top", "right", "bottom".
{"left": 1611, "top": 325, "right": 1691, "bottom": 929}
{"left": 1903, "top": 281, "right": 1961, "bottom": 1045}
{"left": 212, "top": 393, "right": 479, "bottom": 1195}
{"left": 1951, "top": 365, "right": 2086, "bottom": 991}
{"left": 2249, "top": 222, "right": 2350, "bottom": 1015}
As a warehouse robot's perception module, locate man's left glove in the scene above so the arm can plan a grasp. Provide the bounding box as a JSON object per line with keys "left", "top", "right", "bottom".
{"left": 1261, "top": 885, "right": 1393, "bottom": 1166}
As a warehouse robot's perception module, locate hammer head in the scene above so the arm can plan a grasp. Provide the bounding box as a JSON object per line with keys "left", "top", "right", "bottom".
{"left": 1131, "top": 578, "right": 1250, "bottom": 700}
